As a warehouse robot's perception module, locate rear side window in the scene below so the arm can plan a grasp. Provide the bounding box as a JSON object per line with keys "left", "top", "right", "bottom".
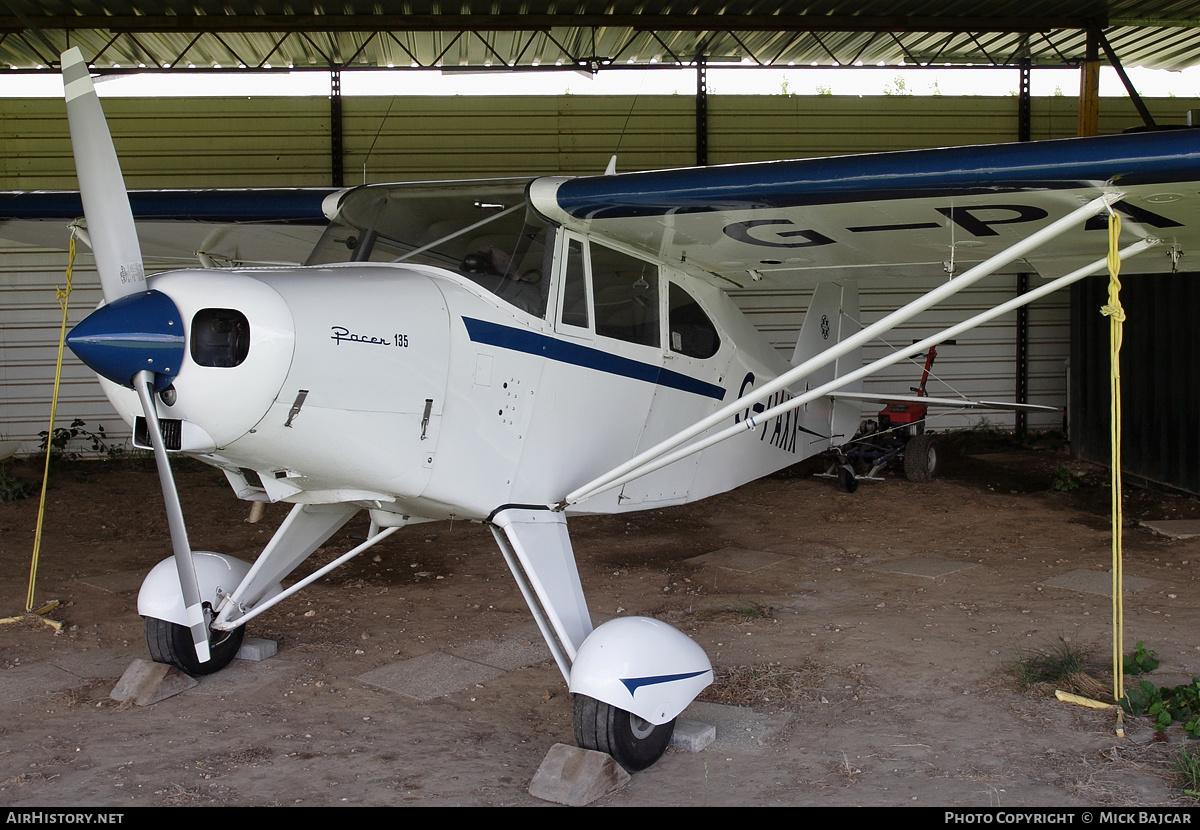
{"left": 560, "top": 238, "right": 589, "bottom": 328}
{"left": 191, "top": 308, "right": 250, "bottom": 368}
{"left": 668, "top": 283, "right": 720, "bottom": 359}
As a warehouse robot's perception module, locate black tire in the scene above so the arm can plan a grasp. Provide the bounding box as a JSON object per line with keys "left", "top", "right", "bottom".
{"left": 903, "top": 434, "right": 941, "bottom": 483}
{"left": 573, "top": 694, "right": 675, "bottom": 772}
{"left": 145, "top": 615, "right": 245, "bottom": 677}
{"left": 836, "top": 464, "right": 859, "bottom": 493}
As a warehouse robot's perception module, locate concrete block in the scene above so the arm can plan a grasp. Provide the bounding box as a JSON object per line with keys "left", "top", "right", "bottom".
{"left": 237, "top": 637, "right": 277, "bottom": 662}
{"left": 528, "top": 743, "right": 630, "bottom": 806}
{"left": 671, "top": 717, "right": 717, "bottom": 753}
{"left": 110, "top": 658, "right": 197, "bottom": 706}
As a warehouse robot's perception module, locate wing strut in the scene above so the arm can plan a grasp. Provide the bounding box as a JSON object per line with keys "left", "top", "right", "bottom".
{"left": 562, "top": 197, "right": 1149, "bottom": 509}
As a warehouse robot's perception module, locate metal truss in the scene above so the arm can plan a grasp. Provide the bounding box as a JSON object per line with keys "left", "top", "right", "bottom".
{"left": 3, "top": 13, "right": 1199, "bottom": 74}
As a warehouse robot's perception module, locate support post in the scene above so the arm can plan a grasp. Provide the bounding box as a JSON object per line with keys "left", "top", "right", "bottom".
{"left": 695, "top": 55, "right": 708, "bottom": 166}
{"left": 1016, "top": 272, "right": 1030, "bottom": 435}
{"left": 1078, "top": 31, "right": 1101, "bottom": 138}
{"left": 331, "top": 69, "right": 344, "bottom": 187}
{"left": 1018, "top": 59, "right": 1032, "bottom": 143}
{"left": 1016, "top": 61, "right": 1032, "bottom": 436}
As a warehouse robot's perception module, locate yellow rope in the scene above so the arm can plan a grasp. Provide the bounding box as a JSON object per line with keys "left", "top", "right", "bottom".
{"left": 1099, "top": 211, "right": 1125, "bottom": 705}
{"left": 27, "top": 236, "right": 76, "bottom": 614}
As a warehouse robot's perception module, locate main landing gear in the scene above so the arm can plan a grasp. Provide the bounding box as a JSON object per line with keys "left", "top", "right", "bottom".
{"left": 573, "top": 695, "right": 676, "bottom": 772}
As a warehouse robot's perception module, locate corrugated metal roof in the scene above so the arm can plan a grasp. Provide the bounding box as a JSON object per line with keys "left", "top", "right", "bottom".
{"left": 2, "top": 2, "right": 1200, "bottom": 73}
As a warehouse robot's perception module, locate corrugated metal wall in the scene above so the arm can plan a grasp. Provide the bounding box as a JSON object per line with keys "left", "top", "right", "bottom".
{"left": 1071, "top": 274, "right": 1200, "bottom": 496}
{"left": 1, "top": 243, "right": 103, "bottom": 452}
{"left": 2, "top": 93, "right": 1195, "bottom": 453}
{"left": 0, "top": 97, "right": 333, "bottom": 189}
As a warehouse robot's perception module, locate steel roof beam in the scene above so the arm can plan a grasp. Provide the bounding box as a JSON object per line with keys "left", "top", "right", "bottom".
{"left": 1, "top": 15, "right": 1101, "bottom": 35}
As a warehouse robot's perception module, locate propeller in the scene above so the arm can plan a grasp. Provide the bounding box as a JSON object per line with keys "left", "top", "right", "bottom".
{"left": 60, "top": 48, "right": 212, "bottom": 664}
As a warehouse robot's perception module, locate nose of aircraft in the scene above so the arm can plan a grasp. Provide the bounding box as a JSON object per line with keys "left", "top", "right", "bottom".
{"left": 66, "top": 289, "right": 184, "bottom": 392}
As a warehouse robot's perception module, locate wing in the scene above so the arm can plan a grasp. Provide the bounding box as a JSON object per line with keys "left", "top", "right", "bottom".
{"left": 527, "top": 130, "right": 1200, "bottom": 287}
{"left": 0, "top": 188, "right": 338, "bottom": 266}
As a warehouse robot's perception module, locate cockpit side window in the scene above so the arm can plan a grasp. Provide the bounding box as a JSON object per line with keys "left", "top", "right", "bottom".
{"left": 590, "top": 243, "right": 659, "bottom": 348}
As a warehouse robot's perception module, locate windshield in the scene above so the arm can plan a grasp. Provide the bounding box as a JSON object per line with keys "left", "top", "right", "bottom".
{"left": 307, "top": 180, "right": 552, "bottom": 317}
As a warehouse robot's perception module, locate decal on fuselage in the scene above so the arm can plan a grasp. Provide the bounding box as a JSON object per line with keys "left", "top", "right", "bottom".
{"left": 723, "top": 200, "right": 1183, "bottom": 248}
{"left": 732, "top": 371, "right": 825, "bottom": 453}
{"left": 330, "top": 326, "right": 410, "bottom": 348}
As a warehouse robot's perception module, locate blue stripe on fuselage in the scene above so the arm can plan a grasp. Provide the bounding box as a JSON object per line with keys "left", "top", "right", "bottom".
{"left": 462, "top": 317, "right": 726, "bottom": 401}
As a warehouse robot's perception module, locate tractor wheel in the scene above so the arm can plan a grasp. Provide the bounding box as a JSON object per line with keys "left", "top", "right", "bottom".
{"left": 903, "top": 435, "right": 940, "bottom": 483}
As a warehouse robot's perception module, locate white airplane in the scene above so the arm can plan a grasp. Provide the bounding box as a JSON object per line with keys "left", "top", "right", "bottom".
{"left": 19, "top": 48, "right": 1200, "bottom": 772}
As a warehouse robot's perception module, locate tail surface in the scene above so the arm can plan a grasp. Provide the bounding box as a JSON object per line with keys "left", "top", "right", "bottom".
{"left": 792, "top": 281, "right": 862, "bottom": 447}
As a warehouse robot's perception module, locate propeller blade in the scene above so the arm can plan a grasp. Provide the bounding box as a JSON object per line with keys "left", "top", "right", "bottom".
{"left": 61, "top": 49, "right": 208, "bottom": 664}
{"left": 133, "top": 370, "right": 211, "bottom": 664}
{"left": 61, "top": 47, "right": 145, "bottom": 303}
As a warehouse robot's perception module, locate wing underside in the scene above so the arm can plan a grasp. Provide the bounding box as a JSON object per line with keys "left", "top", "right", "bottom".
{"left": 528, "top": 130, "right": 1200, "bottom": 288}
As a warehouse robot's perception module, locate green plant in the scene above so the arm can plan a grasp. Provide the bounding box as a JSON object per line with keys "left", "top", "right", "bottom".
{"left": 0, "top": 462, "right": 36, "bottom": 502}
{"left": 1122, "top": 679, "right": 1173, "bottom": 729}
{"left": 38, "top": 418, "right": 111, "bottom": 461}
{"left": 1121, "top": 677, "right": 1200, "bottom": 736}
{"left": 1124, "top": 641, "right": 1160, "bottom": 675}
{"left": 1013, "top": 636, "right": 1098, "bottom": 690}
{"left": 1174, "top": 747, "right": 1200, "bottom": 798}
{"left": 1052, "top": 465, "right": 1080, "bottom": 492}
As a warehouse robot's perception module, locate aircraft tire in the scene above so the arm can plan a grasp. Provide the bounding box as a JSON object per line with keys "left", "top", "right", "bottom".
{"left": 573, "top": 694, "right": 675, "bottom": 772}
{"left": 904, "top": 435, "right": 940, "bottom": 483}
{"left": 836, "top": 465, "right": 858, "bottom": 493}
{"left": 145, "top": 615, "right": 244, "bottom": 677}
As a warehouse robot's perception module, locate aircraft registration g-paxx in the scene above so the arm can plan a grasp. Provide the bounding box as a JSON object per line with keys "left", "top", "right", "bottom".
{"left": 8, "top": 48, "right": 1198, "bottom": 771}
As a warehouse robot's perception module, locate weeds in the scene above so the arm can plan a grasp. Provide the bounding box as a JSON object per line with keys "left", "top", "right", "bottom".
{"left": 1013, "top": 637, "right": 1108, "bottom": 697}
{"left": 1176, "top": 748, "right": 1200, "bottom": 798}
{"left": 697, "top": 600, "right": 774, "bottom": 623}
{"left": 938, "top": 424, "right": 1068, "bottom": 455}
{"left": 1124, "top": 641, "right": 1160, "bottom": 676}
{"left": 0, "top": 462, "right": 36, "bottom": 502}
{"left": 1052, "top": 465, "right": 1081, "bottom": 492}
{"left": 1121, "top": 678, "right": 1200, "bottom": 737}
{"left": 38, "top": 418, "right": 112, "bottom": 461}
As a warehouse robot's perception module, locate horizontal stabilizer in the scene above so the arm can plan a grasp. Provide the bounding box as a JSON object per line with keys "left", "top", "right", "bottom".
{"left": 829, "top": 391, "right": 1059, "bottom": 413}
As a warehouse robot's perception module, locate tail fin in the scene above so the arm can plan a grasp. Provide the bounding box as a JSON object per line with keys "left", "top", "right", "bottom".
{"left": 792, "top": 282, "right": 862, "bottom": 447}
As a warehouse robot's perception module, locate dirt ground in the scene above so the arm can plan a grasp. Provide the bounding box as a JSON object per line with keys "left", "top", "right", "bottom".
{"left": 1, "top": 440, "right": 1199, "bottom": 807}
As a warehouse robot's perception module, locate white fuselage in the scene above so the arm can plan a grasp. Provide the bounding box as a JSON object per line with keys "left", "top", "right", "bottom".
{"left": 97, "top": 238, "right": 838, "bottom": 522}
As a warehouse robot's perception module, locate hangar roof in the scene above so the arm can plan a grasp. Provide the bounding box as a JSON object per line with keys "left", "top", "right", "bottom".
{"left": 2, "top": 2, "right": 1199, "bottom": 74}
